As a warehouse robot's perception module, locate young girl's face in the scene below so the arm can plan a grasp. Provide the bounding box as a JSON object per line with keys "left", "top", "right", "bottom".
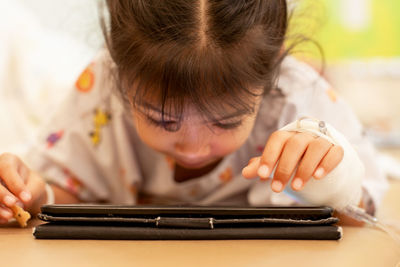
{"left": 132, "top": 96, "right": 262, "bottom": 169}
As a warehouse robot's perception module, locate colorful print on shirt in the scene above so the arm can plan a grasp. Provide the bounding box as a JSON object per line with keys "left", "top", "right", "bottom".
{"left": 89, "top": 109, "right": 112, "bottom": 146}
{"left": 219, "top": 167, "right": 233, "bottom": 183}
{"left": 63, "top": 169, "right": 84, "bottom": 196}
{"left": 130, "top": 181, "right": 139, "bottom": 197}
{"left": 189, "top": 186, "right": 200, "bottom": 197}
{"left": 165, "top": 156, "right": 175, "bottom": 170}
{"left": 46, "top": 130, "right": 64, "bottom": 148}
{"left": 75, "top": 64, "right": 95, "bottom": 93}
{"left": 326, "top": 88, "right": 337, "bottom": 102}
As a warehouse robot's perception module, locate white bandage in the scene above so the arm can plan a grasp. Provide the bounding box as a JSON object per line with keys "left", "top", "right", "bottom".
{"left": 279, "top": 117, "right": 364, "bottom": 210}
{"left": 45, "top": 183, "right": 55, "bottom": 205}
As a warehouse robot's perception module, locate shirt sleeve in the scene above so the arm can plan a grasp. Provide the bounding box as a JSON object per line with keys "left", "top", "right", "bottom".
{"left": 276, "top": 57, "right": 389, "bottom": 211}
{"left": 23, "top": 51, "right": 142, "bottom": 204}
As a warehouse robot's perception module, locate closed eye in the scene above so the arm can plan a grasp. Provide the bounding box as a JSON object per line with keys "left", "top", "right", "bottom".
{"left": 146, "top": 115, "right": 242, "bottom": 131}
{"left": 146, "top": 116, "right": 180, "bottom": 131}
{"left": 213, "top": 120, "right": 243, "bottom": 130}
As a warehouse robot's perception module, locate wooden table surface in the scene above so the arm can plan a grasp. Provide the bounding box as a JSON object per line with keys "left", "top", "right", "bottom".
{"left": 1, "top": 150, "right": 400, "bottom": 267}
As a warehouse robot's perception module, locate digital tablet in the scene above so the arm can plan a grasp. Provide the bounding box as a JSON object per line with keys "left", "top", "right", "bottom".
{"left": 34, "top": 204, "right": 342, "bottom": 240}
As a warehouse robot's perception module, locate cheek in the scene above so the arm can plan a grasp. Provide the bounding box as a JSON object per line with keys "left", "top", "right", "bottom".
{"left": 210, "top": 120, "right": 255, "bottom": 155}
{"left": 133, "top": 116, "right": 174, "bottom": 152}
{"left": 210, "top": 135, "right": 242, "bottom": 156}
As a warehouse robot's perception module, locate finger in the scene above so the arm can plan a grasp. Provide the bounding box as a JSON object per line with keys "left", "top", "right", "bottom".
{"left": 257, "top": 131, "right": 295, "bottom": 179}
{"left": 0, "top": 184, "right": 18, "bottom": 208}
{"left": 25, "top": 171, "right": 46, "bottom": 205}
{"left": 0, "top": 206, "right": 13, "bottom": 221}
{"left": 272, "top": 132, "right": 315, "bottom": 192}
{"left": 291, "top": 137, "right": 333, "bottom": 191}
{"left": 0, "top": 154, "right": 31, "bottom": 203}
{"left": 17, "top": 162, "right": 30, "bottom": 182}
{"left": 313, "top": 145, "right": 344, "bottom": 180}
{"left": 0, "top": 168, "right": 31, "bottom": 204}
{"left": 242, "top": 157, "right": 261, "bottom": 179}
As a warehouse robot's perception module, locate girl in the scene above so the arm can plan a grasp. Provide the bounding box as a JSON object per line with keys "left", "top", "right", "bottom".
{"left": 0, "top": 0, "right": 387, "bottom": 224}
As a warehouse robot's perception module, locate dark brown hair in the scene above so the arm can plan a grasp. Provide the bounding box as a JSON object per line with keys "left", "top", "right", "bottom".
{"left": 101, "top": 0, "right": 288, "bottom": 131}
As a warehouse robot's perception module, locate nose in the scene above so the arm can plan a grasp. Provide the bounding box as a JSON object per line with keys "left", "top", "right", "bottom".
{"left": 174, "top": 142, "right": 211, "bottom": 158}
{"left": 174, "top": 127, "right": 211, "bottom": 158}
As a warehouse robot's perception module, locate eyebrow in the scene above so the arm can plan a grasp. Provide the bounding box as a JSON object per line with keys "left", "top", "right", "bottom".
{"left": 138, "top": 101, "right": 254, "bottom": 121}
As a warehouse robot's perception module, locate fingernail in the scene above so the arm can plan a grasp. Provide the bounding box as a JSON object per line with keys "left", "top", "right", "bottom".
{"left": 314, "top": 167, "right": 325, "bottom": 179}
{"left": 292, "top": 178, "right": 303, "bottom": 191}
{"left": 1, "top": 209, "right": 13, "bottom": 219}
{"left": 257, "top": 165, "right": 270, "bottom": 178}
{"left": 19, "top": 191, "right": 32, "bottom": 202}
{"left": 3, "top": 195, "right": 16, "bottom": 206}
{"left": 271, "top": 180, "right": 283, "bottom": 192}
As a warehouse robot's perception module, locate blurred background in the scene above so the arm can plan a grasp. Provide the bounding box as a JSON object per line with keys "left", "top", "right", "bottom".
{"left": 0, "top": 0, "right": 101, "bottom": 154}
{"left": 0, "top": 0, "right": 399, "bottom": 160}
{"left": 287, "top": 0, "right": 400, "bottom": 151}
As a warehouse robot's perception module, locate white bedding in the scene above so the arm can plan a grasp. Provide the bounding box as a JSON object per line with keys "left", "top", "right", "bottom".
{"left": 0, "top": 0, "right": 97, "bottom": 154}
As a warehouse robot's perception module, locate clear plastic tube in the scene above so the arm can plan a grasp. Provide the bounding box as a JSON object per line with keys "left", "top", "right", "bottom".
{"left": 279, "top": 118, "right": 400, "bottom": 247}
{"left": 343, "top": 205, "right": 400, "bottom": 246}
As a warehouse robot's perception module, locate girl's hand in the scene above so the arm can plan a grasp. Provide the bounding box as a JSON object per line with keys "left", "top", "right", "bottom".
{"left": 242, "top": 131, "right": 344, "bottom": 193}
{"left": 0, "top": 153, "right": 46, "bottom": 224}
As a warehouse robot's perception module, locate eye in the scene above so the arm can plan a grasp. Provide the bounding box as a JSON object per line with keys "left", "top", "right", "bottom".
{"left": 146, "top": 116, "right": 180, "bottom": 132}
{"left": 213, "top": 120, "right": 243, "bottom": 130}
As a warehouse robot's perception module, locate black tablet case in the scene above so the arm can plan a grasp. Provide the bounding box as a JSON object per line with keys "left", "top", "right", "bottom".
{"left": 33, "top": 205, "right": 342, "bottom": 240}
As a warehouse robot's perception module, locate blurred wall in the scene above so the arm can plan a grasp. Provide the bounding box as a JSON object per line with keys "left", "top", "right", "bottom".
{"left": 291, "top": 0, "right": 400, "bottom": 60}
{"left": 289, "top": 0, "right": 400, "bottom": 147}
